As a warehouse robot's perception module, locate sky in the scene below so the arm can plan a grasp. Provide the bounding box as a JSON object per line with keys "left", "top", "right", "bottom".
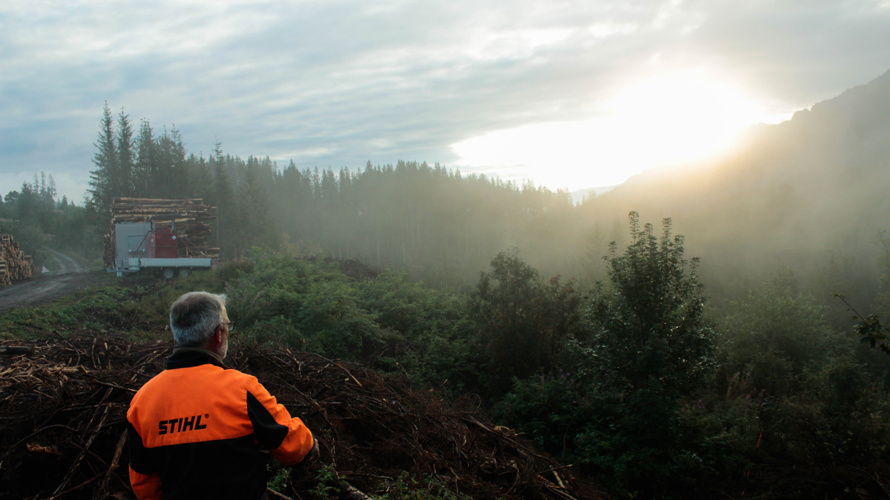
{"left": 2, "top": 0, "right": 890, "bottom": 203}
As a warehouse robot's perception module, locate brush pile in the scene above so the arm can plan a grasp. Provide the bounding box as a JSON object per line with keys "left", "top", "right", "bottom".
{"left": 0, "top": 333, "right": 607, "bottom": 499}
{"left": 102, "top": 198, "right": 219, "bottom": 268}
{"left": 0, "top": 234, "right": 33, "bottom": 287}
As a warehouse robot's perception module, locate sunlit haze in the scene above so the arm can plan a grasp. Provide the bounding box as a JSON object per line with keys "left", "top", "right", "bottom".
{"left": 1, "top": 1, "right": 889, "bottom": 201}
{"left": 452, "top": 70, "right": 786, "bottom": 191}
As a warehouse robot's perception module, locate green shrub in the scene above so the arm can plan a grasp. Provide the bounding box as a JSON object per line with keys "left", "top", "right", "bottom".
{"left": 715, "top": 269, "right": 847, "bottom": 398}
{"left": 674, "top": 395, "right": 759, "bottom": 492}
{"left": 312, "top": 464, "right": 341, "bottom": 499}
{"left": 379, "top": 471, "right": 471, "bottom": 500}
{"left": 217, "top": 250, "right": 485, "bottom": 385}
{"left": 470, "top": 249, "right": 582, "bottom": 397}
{"left": 573, "top": 213, "right": 714, "bottom": 498}
{"left": 495, "top": 372, "right": 591, "bottom": 456}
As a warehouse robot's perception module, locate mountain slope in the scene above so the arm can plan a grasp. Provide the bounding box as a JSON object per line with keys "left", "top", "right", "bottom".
{"left": 580, "top": 68, "right": 890, "bottom": 299}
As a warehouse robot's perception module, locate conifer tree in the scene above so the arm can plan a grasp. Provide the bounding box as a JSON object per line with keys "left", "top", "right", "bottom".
{"left": 155, "top": 127, "right": 187, "bottom": 198}
{"left": 117, "top": 108, "right": 135, "bottom": 197}
{"left": 234, "top": 156, "right": 275, "bottom": 254}
{"left": 88, "top": 103, "right": 117, "bottom": 216}
{"left": 210, "top": 142, "right": 235, "bottom": 258}
{"left": 134, "top": 119, "right": 156, "bottom": 196}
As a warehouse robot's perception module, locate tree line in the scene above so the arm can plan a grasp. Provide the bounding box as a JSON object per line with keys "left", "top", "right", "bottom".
{"left": 0, "top": 173, "right": 91, "bottom": 267}
{"left": 8, "top": 102, "right": 888, "bottom": 316}
{"left": 85, "top": 103, "right": 582, "bottom": 285}
{"left": 5, "top": 104, "right": 890, "bottom": 497}
{"left": 9, "top": 102, "right": 890, "bottom": 314}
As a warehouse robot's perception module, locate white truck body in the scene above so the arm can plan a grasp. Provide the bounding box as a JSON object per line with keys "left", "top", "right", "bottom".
{"left": 111, "top": 222, "right": 213, "bottom": 277}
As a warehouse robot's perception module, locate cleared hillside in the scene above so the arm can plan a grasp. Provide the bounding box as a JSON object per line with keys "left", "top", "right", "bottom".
{"left": 0, "top": 331, "right": 606, "bottom": 499}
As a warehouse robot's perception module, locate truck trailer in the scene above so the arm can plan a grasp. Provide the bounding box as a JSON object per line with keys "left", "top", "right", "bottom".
{"left": 110, "top": 221, "right": 212, "bottom": 278}
{"left": 104, "top": 198, "right": 219, "bottom": 278}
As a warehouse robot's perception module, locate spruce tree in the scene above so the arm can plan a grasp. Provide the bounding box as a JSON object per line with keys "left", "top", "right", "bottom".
{"left": 88, "top": 103, "right": 117, "bottom": 216}
{"left": 117, "top": 108, "right": 135, "bottom": 197}
{"left": 210, "top": 142, "right": 235, "bottom": 258}
{"left": 134, "top": 119, "right": 156, "bottom": 196}
{"left": 234, "top": 156, "right": 273, "bottom": 254}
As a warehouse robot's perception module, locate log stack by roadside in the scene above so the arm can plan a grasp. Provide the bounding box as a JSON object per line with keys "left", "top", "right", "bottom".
{"left": 0, "top": 234, "right": 33, "bottom": 287}
{"left": 103, "top": 198, "right": 219, "bottom": 268}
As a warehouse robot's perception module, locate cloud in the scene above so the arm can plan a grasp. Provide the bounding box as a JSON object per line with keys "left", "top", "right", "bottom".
{"left": 2, "top": 0, "right": 890, "bottom": 201}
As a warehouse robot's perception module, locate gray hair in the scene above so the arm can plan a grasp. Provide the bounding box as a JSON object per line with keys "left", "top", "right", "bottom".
{"left": 169, "top": 291, "right": 227, "bottom": 347}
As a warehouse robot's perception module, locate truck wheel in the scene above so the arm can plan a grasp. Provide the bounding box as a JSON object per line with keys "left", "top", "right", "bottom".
{"left": 179, "top": 268, "right": 190, "bottom": 278}
{"left": 162, "top": 268, "right": 175, "bottom": 279}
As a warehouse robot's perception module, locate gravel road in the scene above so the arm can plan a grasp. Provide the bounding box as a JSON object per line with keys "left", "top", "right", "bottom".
{"left": 0, "top": 250, "right": 109, "bottom": 312}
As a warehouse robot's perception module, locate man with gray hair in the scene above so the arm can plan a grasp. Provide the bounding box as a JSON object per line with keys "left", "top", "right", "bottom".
{"left": 126, "top": 291, "right": 317, "bottom": 499}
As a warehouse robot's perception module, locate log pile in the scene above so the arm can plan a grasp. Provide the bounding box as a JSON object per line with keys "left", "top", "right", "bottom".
{"left": 0, "top": 233, "right": 33, "bottom": 287}
{"left": 103, "top": 198, "right": 219, "bottom": 268}
{"left": 0, "top": 333, "right": 608, "bottom": 500}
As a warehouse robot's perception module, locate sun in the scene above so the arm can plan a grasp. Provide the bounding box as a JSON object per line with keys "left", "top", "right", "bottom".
{"left": 604, "top": 71, "right": 766, "bottom": 167}
{"left": 452, "top": 70, "right": 773, "bottom": 191}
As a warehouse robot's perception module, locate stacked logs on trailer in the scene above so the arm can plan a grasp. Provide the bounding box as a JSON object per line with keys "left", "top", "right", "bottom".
{"left": 0, "top": 234, "right": 33, "bottom": 287}
{"left": 102, "top": 198, "right": 219, "bottom": 269}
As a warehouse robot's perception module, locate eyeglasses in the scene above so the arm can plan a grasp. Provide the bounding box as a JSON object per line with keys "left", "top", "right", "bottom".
{"left": 220, "top": 321, "right": 235, "bottom": 332}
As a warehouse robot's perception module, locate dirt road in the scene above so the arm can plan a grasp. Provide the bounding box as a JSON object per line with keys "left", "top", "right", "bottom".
{"left": 47, "top": 248, "right": 83, "bottom": 274}
{"left": 0, "top": 250, "right": 109, "bottom": 312}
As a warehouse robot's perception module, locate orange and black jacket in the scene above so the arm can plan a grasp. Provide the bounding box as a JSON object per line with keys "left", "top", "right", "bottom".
{"left": 127, "top": 349, "right": 314, "bottom": 500}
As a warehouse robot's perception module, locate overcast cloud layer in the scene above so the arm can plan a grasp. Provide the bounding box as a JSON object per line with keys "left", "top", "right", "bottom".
{"left": 2, "top": 0, "right": 890, "bottom": 202}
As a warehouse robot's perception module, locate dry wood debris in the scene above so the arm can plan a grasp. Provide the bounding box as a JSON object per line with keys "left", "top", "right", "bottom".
{"left": 0, "top": 333, "right": 608, "bottom": 500}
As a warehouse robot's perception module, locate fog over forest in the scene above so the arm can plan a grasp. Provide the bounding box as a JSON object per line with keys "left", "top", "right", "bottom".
{"left": 4, "top": 64, "right": 890, "bottom": 500}
{"left": 582, "top": 68, "right": 890, "bottom": 312}
{"left": 7, "top": 67, "right": 890, "bottom": 320}
{"left": 263, "top": 65, "right": 890, "bottom": 320}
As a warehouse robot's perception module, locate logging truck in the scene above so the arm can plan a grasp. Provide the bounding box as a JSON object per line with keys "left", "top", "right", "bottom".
{"left": 109, "top": 221, "right": 212, "bottom": 278}
{"left": 104, "top": 198, "right": 219, "bottom": 278}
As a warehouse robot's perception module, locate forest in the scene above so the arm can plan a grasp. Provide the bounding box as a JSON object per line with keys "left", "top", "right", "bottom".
{"left": 2, "top": 81, "right": 890, "bottom": 499}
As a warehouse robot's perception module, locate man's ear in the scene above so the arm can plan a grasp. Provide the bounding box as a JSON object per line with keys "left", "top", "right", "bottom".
{"left": 206, "top": 325, "right": 223, "bottom": 348}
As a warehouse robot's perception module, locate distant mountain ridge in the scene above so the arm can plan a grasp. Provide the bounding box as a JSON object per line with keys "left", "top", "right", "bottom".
{"left": 569, "top": 185, "right": 616, "bottom": 204}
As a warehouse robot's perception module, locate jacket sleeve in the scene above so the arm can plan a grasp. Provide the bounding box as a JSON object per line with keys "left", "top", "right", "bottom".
{"left": 246, "top": 378, "right": 315, "bottom": 466}
{"left": 127, "top": 421, "right": 163, "bottom": 500}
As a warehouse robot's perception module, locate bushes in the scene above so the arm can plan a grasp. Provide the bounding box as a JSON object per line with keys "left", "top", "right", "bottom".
{"left": 217, "top": 252, "right": 481, "bottom": 386}
{"left": 190, "top": 240, "right": 890, "bottom": 497}
{"left": 756, "top": 360, "right": 890, "bottom": 467}
{"left": 570, "top": 214, "right": 714, "bottom": 497}
{"left": 378, "top": 471, "right": 472, "bottom": 500}
{"left": 585, "top": 214, "right": 714, "bottom": 398}
{"left": 491, "top": 214, "right": 716, "bottom": 498}
{"left": 495, "top": 372, "right": 591, "bottom": 455}
{"left": 470, "top": 249, "right": 583, "bottom": 397}
{"left": 715, "top": 269, "right": 844, "bottom": 398}
{"left": 14, "top": 217, "right": 884, "bottom": 499}
{"left": 222, "top": 252, "right": 386, "bottom": 359}
{"left": 489, "top": 236, "right": 890, "bottom": 498}
{"left": 712, "top": 268, "right": 890, "bottom": 465}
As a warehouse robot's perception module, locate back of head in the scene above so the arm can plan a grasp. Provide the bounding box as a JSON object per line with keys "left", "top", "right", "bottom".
{"left": 170, "top": 291, "right": 226, "bottom": 347}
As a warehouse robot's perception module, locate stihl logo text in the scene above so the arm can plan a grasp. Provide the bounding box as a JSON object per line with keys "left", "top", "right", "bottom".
{"left": 158, "top": 414, "right": 209, "bottom": 435}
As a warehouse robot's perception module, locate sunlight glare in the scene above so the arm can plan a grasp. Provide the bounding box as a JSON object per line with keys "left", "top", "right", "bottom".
{"left": 606, "top": 72, "right": 765, "bottom": 166}
{"left": 452, "top": 71, "right": 770, "bottom": 191}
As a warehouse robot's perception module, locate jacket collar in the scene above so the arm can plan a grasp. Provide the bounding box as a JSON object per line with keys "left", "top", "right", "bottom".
{"left": 167, "top": 347, "right": 226, "bottom": 370}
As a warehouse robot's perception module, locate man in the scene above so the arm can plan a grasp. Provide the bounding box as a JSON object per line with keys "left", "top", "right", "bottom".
{"left": 127, "top": 291, "right": 317, "bottom": 499}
